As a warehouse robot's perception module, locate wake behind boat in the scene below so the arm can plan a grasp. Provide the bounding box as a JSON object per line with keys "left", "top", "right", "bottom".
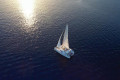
{"left": 54, "top": 24, "right": 74, "bottom": 58}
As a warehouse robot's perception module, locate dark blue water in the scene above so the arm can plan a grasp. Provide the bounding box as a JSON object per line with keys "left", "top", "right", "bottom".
{"left": 0, "top": 0, "right": 120, "bottom": 80}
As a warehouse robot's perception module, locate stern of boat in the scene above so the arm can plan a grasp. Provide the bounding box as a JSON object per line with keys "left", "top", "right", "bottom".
{"left": 68, "top": 49, "right": 74, "bottom": 56}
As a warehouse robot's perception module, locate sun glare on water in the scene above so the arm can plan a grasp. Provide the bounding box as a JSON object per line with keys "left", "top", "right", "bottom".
{"left": 18, "top": 0, "right": 36, "bottom": 31}
{"left": 18, "top": 0, "right": 35, "bottom": 19}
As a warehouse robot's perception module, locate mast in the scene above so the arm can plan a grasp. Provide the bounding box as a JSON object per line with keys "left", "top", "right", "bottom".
{"left": 62, "top": 24, "right": 69, "bottom": 49}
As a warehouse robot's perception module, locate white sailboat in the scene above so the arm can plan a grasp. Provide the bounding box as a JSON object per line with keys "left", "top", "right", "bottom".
{"left": 54, "top": 24, "right": 74, "bottom": 58}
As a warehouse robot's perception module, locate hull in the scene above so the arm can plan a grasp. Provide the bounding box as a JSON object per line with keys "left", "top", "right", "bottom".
{"left": 54, "top": 47, "right": 74, "bottom": 58}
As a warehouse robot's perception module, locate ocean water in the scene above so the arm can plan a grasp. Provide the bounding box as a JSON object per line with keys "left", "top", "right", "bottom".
{"left": 0, "top": 0, "right": 120, "bottom": 80}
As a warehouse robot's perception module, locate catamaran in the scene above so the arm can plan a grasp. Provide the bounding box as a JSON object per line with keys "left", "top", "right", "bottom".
{"left": 54, "top": 24, "right": 74, "bottom": 58}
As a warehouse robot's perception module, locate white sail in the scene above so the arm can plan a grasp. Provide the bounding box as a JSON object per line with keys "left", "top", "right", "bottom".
{"left": 54, "top": 24, "right": 74, "bottom": 58}
{"left": 57, "top": 32, "right": 63, "bottom": 47}
{"left": 62, "top": 24, "right": 69, "bottom": 49}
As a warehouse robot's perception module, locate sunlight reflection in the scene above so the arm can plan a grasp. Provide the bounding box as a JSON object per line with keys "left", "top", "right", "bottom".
{"left": 18, "top": 0, "right": 34, "bottom": 19}
{"left": 18, "top": 0, "right": 36, "bottom": 31}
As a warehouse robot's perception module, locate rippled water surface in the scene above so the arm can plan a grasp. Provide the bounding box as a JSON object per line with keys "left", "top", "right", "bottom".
{"left": 0, "top": 0, "right": 120, "bottom": 80}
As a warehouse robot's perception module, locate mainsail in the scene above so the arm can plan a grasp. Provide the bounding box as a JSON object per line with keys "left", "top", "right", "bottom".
{"left": 57, "top": 32, "right": 63, "bottom": 47}
{"left": 62, "top": 24, "right": 69, "bottom": 49}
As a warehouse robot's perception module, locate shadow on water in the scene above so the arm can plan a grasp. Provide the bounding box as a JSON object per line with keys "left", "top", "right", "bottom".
{"left": 56, "top": 52, "right": 69, "bottom": 61}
